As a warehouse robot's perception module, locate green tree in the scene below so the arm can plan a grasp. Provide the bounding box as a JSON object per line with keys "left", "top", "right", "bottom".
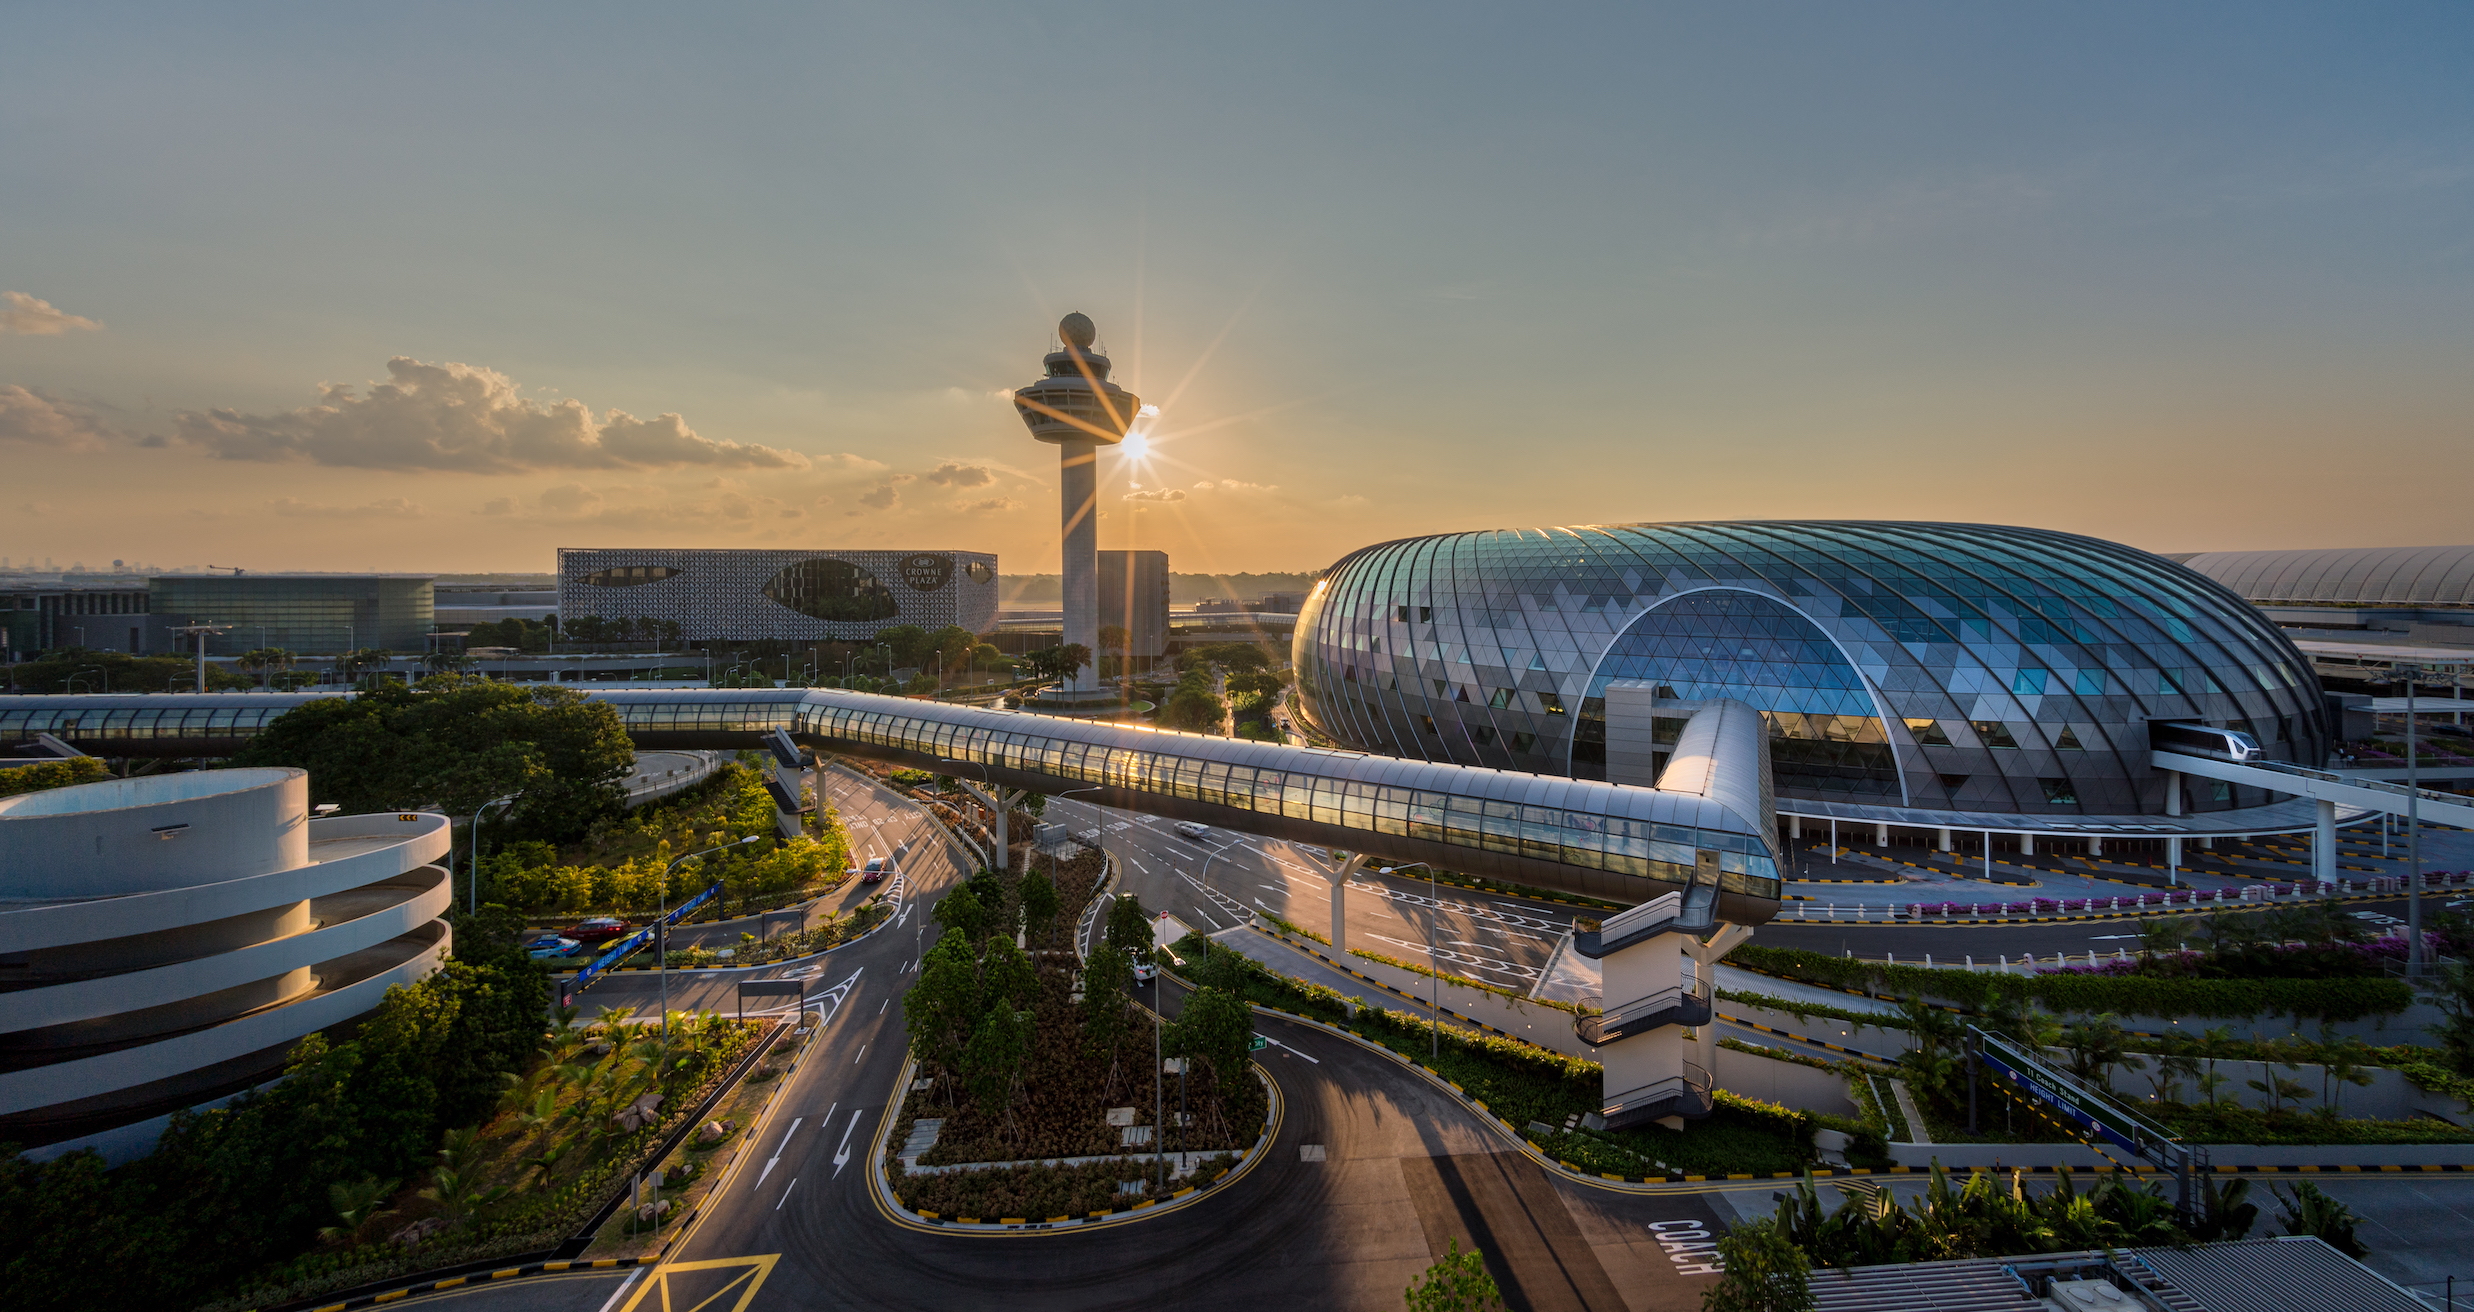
{"left": 876, "top": 624, "right": 930, "bottom": 671}
{"left": 904, "top": 929, "right": 983, "bottom": 1081}
{"left": 1018, "top": 870, "right": 1061, "bottom": 947}
{"left": 981, "top": 935, "right": 1039, "bottom": 1011}
{"left": 1167, "top": 986, "right": 1255, "bottom": 1099}
{"left": 930, "top": 885, "right": 990, "bottom": 942}
{"left": 0, "top": 756, "right": 113, "bottom": 797}
{"left": 961, "top": 1005, "right": 1033, "bottom": 1121}
{"left": 1105, "top": 893, "right": 1152, "bottom": 963}
{"left": 1701, "top": 1216, "right": 1812, "bottom": 1312}
{"left": 1404, "top": 1237, "right": 1506, "bottom": 1312}
{"left": 230, "top": 676, "right": 633, "bottom": 842}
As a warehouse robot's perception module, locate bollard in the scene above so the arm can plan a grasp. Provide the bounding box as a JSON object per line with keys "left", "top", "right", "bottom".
{"left": 1926, "top": 953, "right": 1933, "bottom": 969}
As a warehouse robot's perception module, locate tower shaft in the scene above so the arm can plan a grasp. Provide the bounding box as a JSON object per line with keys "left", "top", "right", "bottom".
{"left": 1058, "top": 439, "right": 1100, "bottom": 693}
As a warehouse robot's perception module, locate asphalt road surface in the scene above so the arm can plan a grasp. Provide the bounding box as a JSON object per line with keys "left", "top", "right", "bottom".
{"left": 407, "top": 771, "right": 2474, "bottom": 1312}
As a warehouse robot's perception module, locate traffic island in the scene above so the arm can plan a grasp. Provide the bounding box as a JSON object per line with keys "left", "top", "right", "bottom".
{"left": 872, "top": 1057, "right": 1277, "bottom": 1232}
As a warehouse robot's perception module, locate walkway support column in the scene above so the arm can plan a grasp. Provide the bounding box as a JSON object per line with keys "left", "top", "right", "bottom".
{"left": 1296, "top": 849, "right": 1368, "bottom": 952}
{"left": 2315, "top": 799, "right": 2338, "bottom": 884}
{"left": 2163, "top": 769, "right": 2182, "bottom": 885}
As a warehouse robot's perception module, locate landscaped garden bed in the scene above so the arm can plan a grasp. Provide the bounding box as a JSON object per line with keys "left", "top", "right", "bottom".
{"left": 884, "top": 877, "right": 1266, "bottom": 1218}
{"left": 482, "top": 760, "right": 852, "bottom": 918}
{"left": 195, "top": 1006, "right": 767, "bottom": 1312}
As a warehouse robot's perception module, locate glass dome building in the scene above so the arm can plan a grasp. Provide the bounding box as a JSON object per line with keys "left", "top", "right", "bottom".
{"left": 1293, "top": 522, "right": 2330, "bottom": 821}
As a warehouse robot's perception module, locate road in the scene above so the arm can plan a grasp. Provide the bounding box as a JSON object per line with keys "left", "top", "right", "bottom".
{"left": 398, "top": 771, "right": 2474, "bottom": 1312}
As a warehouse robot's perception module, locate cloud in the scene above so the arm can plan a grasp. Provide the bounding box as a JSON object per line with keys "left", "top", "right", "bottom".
{"left": 0, "top": 292, "right": 102, "bottom": 336}
{"left": 173, "top": 357, "right": 808, "bottom": 473}
{"left": 1123, "top": 488, "right": 1187, "bottom": 502}
{"left": 858, "top": 483, "right": 902, "bottom": 511}
{"left": 538, "top": 483, "right": 603, "bottom": 515}
{"left": 0, "top": 385, "right": 120, "bottom": 447}
{"left": 1193, "top": 479, "right": 1279, "bottom": 493}
{"left": 811, "top": 452, "right": 887, "bottom": 471}
{"left": 269, "top": 497, "right": 424, "bottom": 519}
{"left": 479, "top": 497, "right": 515, "bottom": 516}
{"left": 957, "top": 497, "right": 1021, "bottom": 514}
{"left": 924, "top": 461, "right": 995, "bottom": 487}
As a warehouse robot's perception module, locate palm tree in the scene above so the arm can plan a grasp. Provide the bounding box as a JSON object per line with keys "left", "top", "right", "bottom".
{"left": 2059, "top": 1014, "right": 2145, "bottom": 1091}
{"left": 2142, "top": 1033, "right": 2201, "bottom": 1104}
{"left": 317, "top": 1176, "right": 398, "bottom": 1244}
{"left": 2318, "top": 1036, "right": 2377, "bottom": 1118}
{"left": 2190, "top": 1026, "right": 2237, "bottom": 1108}
{"left": 522, "top": 1143, "right": 568, "bottom": 1191}
{"left": 418, "top": 1163, "right": 510, "bottom": 1230}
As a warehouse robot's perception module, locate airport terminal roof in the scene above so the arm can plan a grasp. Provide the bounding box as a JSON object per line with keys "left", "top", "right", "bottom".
{"left": 2174, "top": 545, "right": 2474, "bottom": 608}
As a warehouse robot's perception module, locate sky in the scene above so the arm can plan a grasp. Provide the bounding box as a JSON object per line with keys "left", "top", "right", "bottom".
{"left": 4, "top": 3, "right": 2471, "bottom": 577}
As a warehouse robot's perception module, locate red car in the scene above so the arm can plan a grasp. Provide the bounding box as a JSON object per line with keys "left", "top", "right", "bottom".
{"left": 564, "top": 917, "right": 635, "bottom": 944}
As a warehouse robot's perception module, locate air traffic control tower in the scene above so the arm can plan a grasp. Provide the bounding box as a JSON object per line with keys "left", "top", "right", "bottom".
{"left": 1014, "top": 313, "right": 1142, "bottom": 709}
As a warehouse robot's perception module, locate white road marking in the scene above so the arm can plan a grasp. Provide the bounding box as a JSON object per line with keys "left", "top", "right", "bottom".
{"left": 1368, "top": 933, "right": 1539, "bottom": 980}
{"left": 878, "top": 998, "right": 888, "bottom": 1014}
{"left": 755, "top": 1116, "right": 805, "bottom": 1189}
{"left": 831, "top": 1107, "right": 865, "bottom": 1177}
{"left": 776, "top": 1177, "right": 798, "bottom": 1210}
{"left": 594, "top": 1267, "right": 644, "bottom": 1312}
{"left": 1260, "top": 1034, "right": 1320, "bottom": 1064}
{"left": 853, "top": 1043, "right": 867, "bottom": 1063}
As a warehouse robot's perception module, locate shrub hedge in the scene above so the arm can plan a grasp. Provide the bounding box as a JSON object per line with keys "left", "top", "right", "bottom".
{"left": 1730, "top": 945, "right": 2413, "bottom": 1023}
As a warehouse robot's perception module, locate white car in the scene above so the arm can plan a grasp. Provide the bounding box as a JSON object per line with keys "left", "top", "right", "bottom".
{"left": 1130, "top": 950, "right": 1158, "bottom": 982}
{"left": 1173, "top": 821, "right": 1211, "bottom": 842}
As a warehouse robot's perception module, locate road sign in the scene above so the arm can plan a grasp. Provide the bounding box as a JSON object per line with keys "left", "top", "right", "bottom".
{"left": 1249, "top": 1035, "right": 1268, "bottom": 1051}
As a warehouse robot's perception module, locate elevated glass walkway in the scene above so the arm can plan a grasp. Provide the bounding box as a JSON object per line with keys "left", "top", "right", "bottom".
{"left": 0, "top": 690, "right": 1783, "bottom": 921}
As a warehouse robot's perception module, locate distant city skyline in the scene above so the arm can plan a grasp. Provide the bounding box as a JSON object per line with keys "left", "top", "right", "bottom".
{"left": 4, "top": 4, "right": 2472, "bottom": 576}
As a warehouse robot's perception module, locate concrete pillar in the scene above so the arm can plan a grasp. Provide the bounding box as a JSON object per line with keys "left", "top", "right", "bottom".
{"left": 2019, "top": 833, "right": 2034, "bottom": 857}
{"left": 2088, "top": 836, "right": 2104, "bottom": 858}
{"left": 2315, "top": 798, "right": 2338, "bottom": 883}
{"left": 1936, "top": 827, "right": 1953, "bottom": 852}
{"left": 1790, "top": 815, "right": 1803, "bottom": 839}
{"left": 1304, "top": 850, "right": 1369, "bottom": 952}
{"left": 1875, "top": 823, "right": 1890, "bottom": 846}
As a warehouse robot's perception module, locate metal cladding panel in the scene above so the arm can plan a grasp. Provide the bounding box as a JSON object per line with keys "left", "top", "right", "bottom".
{"left": 557, "top": 547, "right": 1000, "bottom": 643}
{"left": 2123, "top": 1237, "right": 2427, "bottom": 1312}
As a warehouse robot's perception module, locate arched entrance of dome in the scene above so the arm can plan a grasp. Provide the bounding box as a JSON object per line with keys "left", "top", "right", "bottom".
{"left": 1572, "top": 588, "right": 1909, "bottom": 806}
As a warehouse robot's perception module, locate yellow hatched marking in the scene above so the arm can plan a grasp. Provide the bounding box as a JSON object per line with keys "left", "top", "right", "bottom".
{"left": 617, "top": 1254, "right": 781, "bottom": 1312}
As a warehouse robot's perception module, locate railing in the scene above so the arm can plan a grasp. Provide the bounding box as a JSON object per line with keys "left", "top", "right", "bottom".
{"left": 1575, "top": 981, "right": 1712, "bottom": 1046}
{"left": 1600, "top": 1060, "right": 1714, "bottom": 1123}
{"left": 2178, "top": 751, "right": 2474, "bottom": 809}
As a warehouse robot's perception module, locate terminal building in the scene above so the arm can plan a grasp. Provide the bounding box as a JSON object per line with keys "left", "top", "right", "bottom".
{"left": 149, "top": 574, "right": 436, "bottom": 656}
{"left": 558, "top": 548, "right": 999, "bottom": 645}
{"left": 1292, "top": 521, "right": 2339, "bottom": 850}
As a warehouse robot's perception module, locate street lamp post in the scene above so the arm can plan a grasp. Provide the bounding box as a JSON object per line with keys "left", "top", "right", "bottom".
{"left": 1380, "top": 863, "right": 1442, "bottom": 1057}
{"left": 467, "top": 794, "right": 520, "bottom": 913}
{"left": 660, "top": 835, "right": 762, "bottom": 1040}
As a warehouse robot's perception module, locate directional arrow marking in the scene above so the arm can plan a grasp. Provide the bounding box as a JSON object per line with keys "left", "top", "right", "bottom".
{"left": 754, "top": 1116, "right": 804, "bottom": 1190}
{"left": 831, "top": 1108, "right": 865, "bottom": 1177}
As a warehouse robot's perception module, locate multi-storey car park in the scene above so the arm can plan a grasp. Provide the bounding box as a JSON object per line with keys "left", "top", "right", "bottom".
{"left": 0, "top": 768, "right": 451, "bottom": 1159}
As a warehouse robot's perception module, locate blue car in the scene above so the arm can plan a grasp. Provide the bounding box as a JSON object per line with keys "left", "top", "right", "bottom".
{"left": 526, "top": 934, "right": 584, "bottom": 960}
